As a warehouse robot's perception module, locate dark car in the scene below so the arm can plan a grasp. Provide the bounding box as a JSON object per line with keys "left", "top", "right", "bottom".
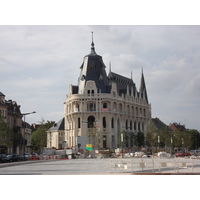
{"left": 0, "top": 154, "right": 6, "bottom": 163}
{"left": 20, "top": 153, "right": 30, "bottom": 161}
{"left": 1, "top": 154, "right": 20, "bottom": 162}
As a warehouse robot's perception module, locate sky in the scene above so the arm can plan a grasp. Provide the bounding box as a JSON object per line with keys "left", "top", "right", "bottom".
{"left": 1, "top": 25, "right": 200, "bottom": 130}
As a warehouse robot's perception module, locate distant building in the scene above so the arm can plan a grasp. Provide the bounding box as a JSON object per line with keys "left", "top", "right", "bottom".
{"left": 0, "top": 91, "right": 32, "bottom": 154}
{"left": 169, "top": 123, "right": 186, "bottom": 132}
{"left": 46, "top": 118, "right": 65, "bottom": 149}
{"left": 151, "top": 117, "right": 173, "bottom": 131}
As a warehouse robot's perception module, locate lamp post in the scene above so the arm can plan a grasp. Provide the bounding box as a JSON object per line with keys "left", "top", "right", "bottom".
{"left": 171, "top": 137, "right": 173, "bottom": 156}
{"left": 121, "top": 132, "right": 124, "bottom": 158}
{"left": 22, "top": 111, "right": 36, "bottom": 161}
{"left": 158, "top": 136, "right": 160, "bottom": 152}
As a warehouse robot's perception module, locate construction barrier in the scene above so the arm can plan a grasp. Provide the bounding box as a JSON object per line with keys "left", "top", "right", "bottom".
{"left": 29, "top": 155, "right": 61, "bottom": 161}
{"left": 110, "top": 157, "right": 194, "bottom": 174}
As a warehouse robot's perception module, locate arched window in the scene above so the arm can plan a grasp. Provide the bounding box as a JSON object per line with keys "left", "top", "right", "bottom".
{"left": 134, "top": 121, "right": 137, "bottom": 130}
{"left": 111, "top": 118, "right": 114, "bottom": 128}
{"left": 130, "top": 121, "right": 132, "bottom": 130}
{"left": 138, "top": 122, "right": 140, "bottom": 131}
{"left": 126, "top": 120, "right": 128, "bottom": 129}
{"left": 88, "top": 116, "right": 95, "bottom": 128}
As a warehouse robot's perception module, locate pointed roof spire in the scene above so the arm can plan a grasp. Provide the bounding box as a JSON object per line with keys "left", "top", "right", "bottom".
{"left": 139, "top": 68, "right": 149, "bottom": 103}
{"left": 109, "top": 62, "right": 111, "bottom": 73}
{"left": 90, "top": 31, "right": 97, "bottom": 55}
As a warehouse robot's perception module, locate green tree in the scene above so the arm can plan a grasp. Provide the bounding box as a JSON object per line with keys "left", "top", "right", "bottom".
{"left": 135, "top": 131, "right": 144, "bottom": 148}
{"left": 31, "top": 120, "right": 54, "bottom": 153}
{"left": 189, "top": 129, "right": 200, "bottom": 149}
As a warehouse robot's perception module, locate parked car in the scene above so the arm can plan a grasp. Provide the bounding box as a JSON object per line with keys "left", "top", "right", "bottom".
{"left": 175, "top": 151, "right": 191, "bottom": 157}
{"left": 157, "top": 151, "right": 168, "bottom": 157}
{"left": 1, "top": 154, "right": 20, "bottom": 162}
{"left": 0, "top": 154, "right": 6, "bottom": 163}
{"left": 134, "top": 151, "right": 144, "bottom": 158}
{"left": 190, "top": 150, "right": 200, "bottom": 156}
{"left": 20, "top": 153, "right": 30, "bottom": 161}
{"left": 30, "top": 153, "right": 39, "bottom": 160}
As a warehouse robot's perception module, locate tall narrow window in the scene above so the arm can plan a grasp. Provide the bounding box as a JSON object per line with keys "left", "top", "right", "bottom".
{"left": 111, "top": 118, "right": 114, "bottom": 128}
{"left": 78, "top": 118, "right": 81, "bottom": 128}
{"left": 126, "top": 120, "right": 128, "bottom": 129}
{"left": 88, "top": 116, "right": 95, "bottom": 128}
{"left": 103, "top": 117, "right": 106, "bottom": 128}
{"left": 130, "top": 121, "right": 132, "bottom": 130}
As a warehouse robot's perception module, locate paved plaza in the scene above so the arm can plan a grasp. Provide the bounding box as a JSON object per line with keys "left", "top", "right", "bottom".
{"left": 1, "top": 157, "right": 200, "bottom": 175}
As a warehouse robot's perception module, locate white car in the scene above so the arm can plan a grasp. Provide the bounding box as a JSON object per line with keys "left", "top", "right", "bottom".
{"left": 134, "top": 151, "right": 144, "bottom": 157}
{"left": 157, "top": 151, "right": 168, "bottom": 157}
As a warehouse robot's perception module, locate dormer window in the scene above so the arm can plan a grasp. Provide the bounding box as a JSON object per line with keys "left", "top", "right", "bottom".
{"left": 99, "top": 74, "right": 103, "bottom": 80}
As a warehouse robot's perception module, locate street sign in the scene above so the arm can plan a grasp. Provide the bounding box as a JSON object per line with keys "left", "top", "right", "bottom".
{"left": 86, "top": 144, "right": 93, "bottom": 151}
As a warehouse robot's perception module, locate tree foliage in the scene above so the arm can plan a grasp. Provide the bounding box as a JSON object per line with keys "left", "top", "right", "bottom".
{"left": 31, "top": 120, "right": 54, "bottom": 153}
{"left": 146, "top": 122, "right": 200, "bottom": 153}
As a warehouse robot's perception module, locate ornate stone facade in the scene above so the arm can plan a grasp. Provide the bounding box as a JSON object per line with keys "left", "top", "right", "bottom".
{"left": 64, "top": 38, "right": 151, "bottom": 150}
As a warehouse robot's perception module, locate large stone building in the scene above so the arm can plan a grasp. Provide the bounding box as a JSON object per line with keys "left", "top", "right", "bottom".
{"left": 0, "top": 92, "right": 32, "bottom": 154}
{"left": 63, "top": 38, "right": 151, "bottom": 150}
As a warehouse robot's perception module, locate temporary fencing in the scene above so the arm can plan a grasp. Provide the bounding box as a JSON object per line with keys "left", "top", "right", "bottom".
{"left": 110, "top": 157, "right": 195, "bottom": 174}
{"left": 30, "top": 155, "right": 60, "bottom": 161}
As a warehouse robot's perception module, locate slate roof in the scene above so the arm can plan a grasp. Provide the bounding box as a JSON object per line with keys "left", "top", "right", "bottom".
{"left": 47, "top": 118, "right": 65, "bottom": 132}
{"left": 152, "top": 118, "right": 172, "bottom": 131}
{"left": 0, "top": 92, "right": 5, "bottom": 96}
{"left": 77, "top": 41, "right": 110, "bottom": 94}
{"left": 74, "top": 37, "right": 149, "bottom": 102}
{"left": 108, "top": 71, "right": 137, "bottom": 96}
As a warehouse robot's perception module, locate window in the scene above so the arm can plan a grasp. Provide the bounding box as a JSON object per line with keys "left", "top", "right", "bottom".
{"left": 130, "top": 121, "right": 132, "bottom": 130}
{"left": 78, "top": 118, "right": 81, "bottom": 128}
{"left": 88, "top": 116, "right": 95, "bottom": 128}
{"left": 103, "top": 102, "right": 107, "bottom": 108}
{"left": 125, "top": 120, "right": 128, "bottom": 129}
{"left": 134, "top": 122, "right": 137, "bottom": 130}
{"left": 87, "top": 102, "right": 96, "bottom": 111}
{"left": 111, "top": 118, "right": 114, "bottom": 128}
{"left": 103, "top": 117, "right": 106, "bottom": 128}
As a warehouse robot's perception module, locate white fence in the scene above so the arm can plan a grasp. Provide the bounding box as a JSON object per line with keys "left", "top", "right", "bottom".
{"left": 110, "top": 157, "right": 194, "bottom": 174}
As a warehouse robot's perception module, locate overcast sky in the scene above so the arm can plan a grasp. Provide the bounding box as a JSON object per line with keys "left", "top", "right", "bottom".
{"left": 1, "top": 25, "right": 200, "bottom": 130}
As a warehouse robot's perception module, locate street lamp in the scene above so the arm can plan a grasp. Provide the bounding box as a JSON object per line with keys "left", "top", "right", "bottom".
{"left": 121, "top": 132, "right": 124, "bottom": 158}
{"left": 170, "top": 137, "right": 173, "bottom": 156}
{"left": 22, "top": 111, "right": 36, "bottom": 161}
